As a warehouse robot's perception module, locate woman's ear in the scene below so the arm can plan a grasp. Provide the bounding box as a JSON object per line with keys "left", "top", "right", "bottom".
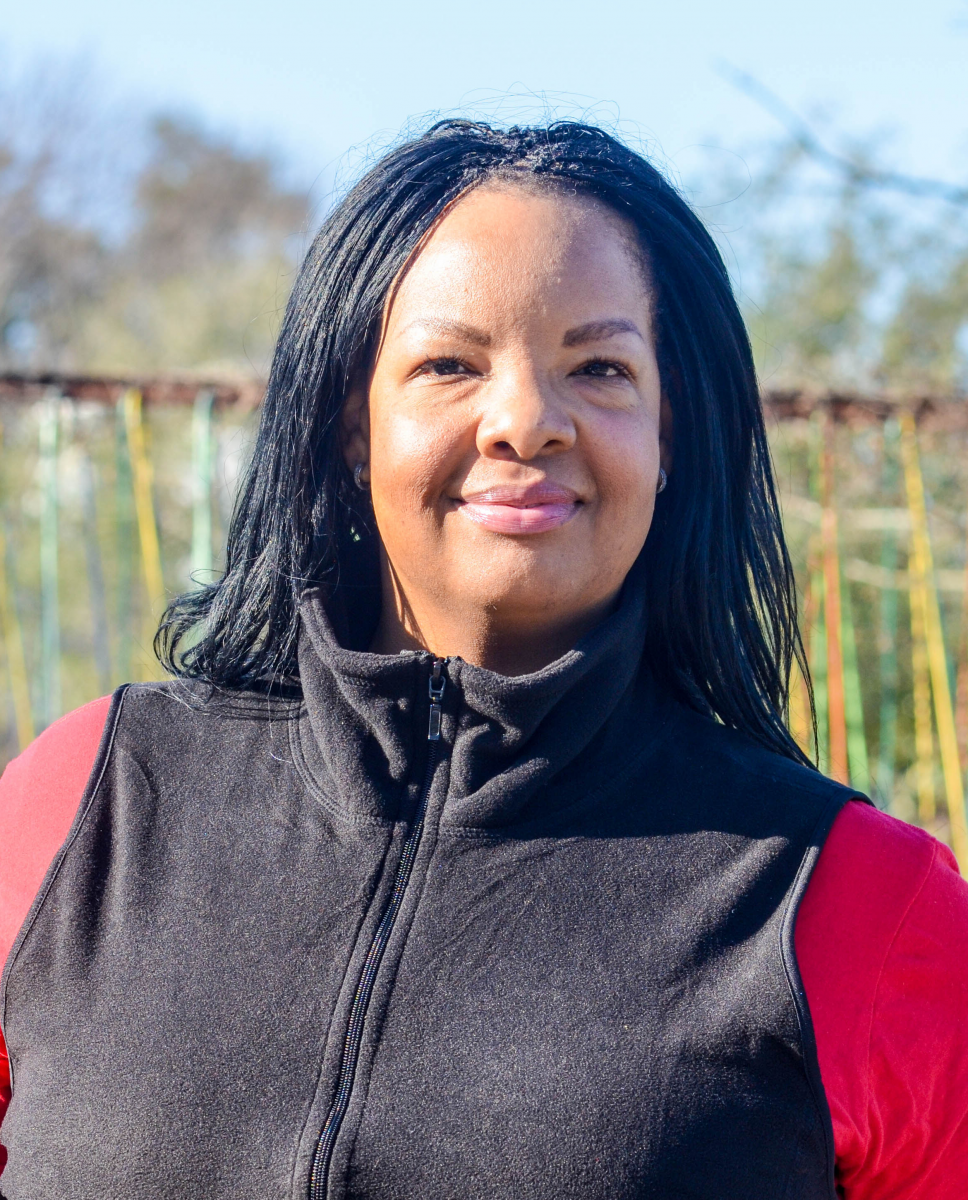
{"left": 659, "top": 392, "right": 673, "bottom": 474}
{"left": 340, "top": 385, "right": 371, "bottom": 482}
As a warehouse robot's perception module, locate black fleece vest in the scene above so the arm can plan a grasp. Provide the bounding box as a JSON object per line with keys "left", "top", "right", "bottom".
{"left": 1, "top": 580, "right": 853, "bottom": 1200}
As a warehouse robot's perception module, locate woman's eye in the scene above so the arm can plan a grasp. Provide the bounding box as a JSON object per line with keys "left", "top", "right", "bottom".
{"left": 576, "top": 359, "right": 629, "bottom": 379}
{"left": 419, "top": 357, "right": 467, "bottom": 377}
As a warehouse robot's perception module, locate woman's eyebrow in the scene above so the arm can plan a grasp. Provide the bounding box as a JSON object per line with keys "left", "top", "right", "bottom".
{"left": 563, "top": 318, "right": 643, "bottom": 346}
{"left": 402, "top": 317, "right": 491, "bottom": 346}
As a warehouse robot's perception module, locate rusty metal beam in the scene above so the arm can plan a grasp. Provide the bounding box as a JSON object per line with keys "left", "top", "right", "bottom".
{"left": 0, "top": 371, "right": 264, "bottom": 410}
{"left": 1, "top": 373, "right": 965, "bottom": 426}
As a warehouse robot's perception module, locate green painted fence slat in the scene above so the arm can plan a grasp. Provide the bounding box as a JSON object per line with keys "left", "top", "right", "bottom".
{"left": 80, "top": 450, "right": 113, "bottom": 694}
{"left": 38, "top": 392, "right": 60, "bottom": 728}
{"left": 115, "top": 397, "right": 136, "bottom": 682}
{"left": 841, "top": 574, "right": 870, "bottom": 793}
{"left": 191, "top": 390, "right": 215, "bottom": 585}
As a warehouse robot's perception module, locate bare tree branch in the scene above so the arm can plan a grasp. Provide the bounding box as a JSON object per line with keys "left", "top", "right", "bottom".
{"left": 718, "top": 63, "right": 968, "bottom": 205}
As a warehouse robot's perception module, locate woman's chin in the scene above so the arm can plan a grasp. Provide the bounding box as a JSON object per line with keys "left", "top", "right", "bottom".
{"left": 441, "top": 569, "right": 599, "bottom": 627}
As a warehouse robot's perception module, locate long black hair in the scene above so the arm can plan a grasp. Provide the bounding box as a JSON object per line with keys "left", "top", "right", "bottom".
{"left": 157, "top": 119, "right": 814, "bottom": 766}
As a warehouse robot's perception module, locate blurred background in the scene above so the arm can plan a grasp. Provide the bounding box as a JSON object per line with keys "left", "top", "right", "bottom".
{"left": 2, "top": 0, "right": 968, "bottom": 857}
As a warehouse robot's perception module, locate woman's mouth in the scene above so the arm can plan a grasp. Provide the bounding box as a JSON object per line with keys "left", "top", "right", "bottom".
{"left": 455, "top": 484, "right": 582, "bottom": 535}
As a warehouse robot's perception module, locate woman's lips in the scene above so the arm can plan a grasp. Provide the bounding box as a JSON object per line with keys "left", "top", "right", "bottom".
{"left": 455, "top": 485, "right": 581, "bottom": 535}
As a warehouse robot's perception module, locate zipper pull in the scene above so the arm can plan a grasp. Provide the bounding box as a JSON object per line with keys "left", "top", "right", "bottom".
{"left": 427, "top": 659, "right": 446, "bottom": 741}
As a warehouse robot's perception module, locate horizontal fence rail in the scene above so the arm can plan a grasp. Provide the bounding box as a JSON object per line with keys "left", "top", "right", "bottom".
{"left": 1, "top": 374, "right": 967, "bottom": 866}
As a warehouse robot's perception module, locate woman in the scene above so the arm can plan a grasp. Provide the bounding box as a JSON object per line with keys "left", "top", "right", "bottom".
{"left": 1, "top": 121, "right": 966, "bottom": 1199}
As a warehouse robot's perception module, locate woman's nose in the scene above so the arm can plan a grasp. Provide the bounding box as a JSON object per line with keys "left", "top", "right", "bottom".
{"left": 475, "top": 368, "right": 577, "bottom": 461}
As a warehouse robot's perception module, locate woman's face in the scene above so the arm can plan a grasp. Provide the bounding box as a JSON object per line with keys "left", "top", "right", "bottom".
{"left": 343, "top": 183, "right": 669, "bottom": 668}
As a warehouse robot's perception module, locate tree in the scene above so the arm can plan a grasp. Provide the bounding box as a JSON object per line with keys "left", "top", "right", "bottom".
{"left": 74, "top": 115, "right": 310, "bottom": 376}
{"left": 0, "top": 57, "right": 123, "bottom": 370}
{"left": 708, "top": 70, "right": 968, "bottom": 393}
{"left": 0, "top": 55, "right": 311, "bottom": 377}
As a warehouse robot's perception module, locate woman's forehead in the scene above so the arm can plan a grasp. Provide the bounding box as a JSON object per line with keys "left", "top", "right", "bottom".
{"left": 386, "top": 185, "right": 652, "bottom": 331}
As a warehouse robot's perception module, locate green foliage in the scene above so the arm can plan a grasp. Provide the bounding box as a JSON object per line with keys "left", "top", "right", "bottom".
{"left": 882, "top": 256, "right": 968, "bottom": 391}
{"left": 749, "top": 216, "right": 878, "bottom": 385}
{"left": 72, "top": 255, "right": 296, "bottom": 376}
{"left": 698, "top": 139, "right": 968, "bottom": 392}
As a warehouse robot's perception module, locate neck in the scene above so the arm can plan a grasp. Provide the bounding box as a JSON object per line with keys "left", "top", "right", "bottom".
{"left": 369, "top": 566, "right": 617, "bottom": 676}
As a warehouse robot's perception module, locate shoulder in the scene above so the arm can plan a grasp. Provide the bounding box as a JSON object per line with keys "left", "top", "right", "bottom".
{"left": 0, "top": 681, "right": 298, "bottom": 966}
{"left": 3, "top": 694, "right": 114, "bottom": 789}
{"left": 796, "top": 801, "right": 958, "bottom": 1054}
{"left": 797, "top": 801, "right": 960, "bottom": 999}
{"left": 797, "top": 801, "right": 968, "bottom": 1196}
{"left": 0, "top": 695, "right": 113, "bottom": 967}
{"left": 800, "top": 800, "right": 951, "bottom": 922}
{"left": 661, "top": 701, "right": 856, "bottom": 825}
{"left": 669, "top": 702, "right": 838, "bottom": 789}
{"left": 108, "top": 679, "right": 299, "bottom": 770}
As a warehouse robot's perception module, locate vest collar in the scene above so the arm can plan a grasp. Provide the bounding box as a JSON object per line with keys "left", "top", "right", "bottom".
{"left": 295, "top": 561, "right": 651, "bottom": 829}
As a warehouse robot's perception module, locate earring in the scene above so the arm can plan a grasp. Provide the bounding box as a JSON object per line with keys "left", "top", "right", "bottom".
{"left": 353, "top": 462, "right": 369, "bottom": 491}
{"left": 656, "top": 467, "right": 668, "bottom": 495}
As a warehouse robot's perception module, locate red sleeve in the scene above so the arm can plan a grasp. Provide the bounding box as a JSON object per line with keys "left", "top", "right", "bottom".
{"left": 0, "top": 695, "right": 111, "bottom": 1169}
{"left": 797, "top": 799, "right": 968, "bottom": 1197}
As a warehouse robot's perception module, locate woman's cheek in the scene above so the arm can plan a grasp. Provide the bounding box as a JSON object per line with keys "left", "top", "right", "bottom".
{"left": 592, "top": 416, "right": 659, "bottom": 517}
{"left": 372, "top": 413, "right": 436, "bottom": 505}
{"left": 371, "top": 414, "right": 467, "bottom": 542}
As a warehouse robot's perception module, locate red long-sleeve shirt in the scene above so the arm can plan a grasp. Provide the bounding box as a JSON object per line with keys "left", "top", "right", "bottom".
{"left": 2, "top": 698, "right": 968, "bottom": 1196}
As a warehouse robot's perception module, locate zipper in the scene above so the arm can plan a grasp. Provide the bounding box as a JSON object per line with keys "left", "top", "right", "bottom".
{"left": 308, "top": 658, "right": 448, "bottom": 1200}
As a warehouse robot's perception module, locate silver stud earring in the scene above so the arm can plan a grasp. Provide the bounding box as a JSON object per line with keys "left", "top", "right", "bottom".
{"left": 656, "top": 467, "right": 668, "bottom": 495}
{"left": 353, "top": 462, "right": 369, "bottom": 491}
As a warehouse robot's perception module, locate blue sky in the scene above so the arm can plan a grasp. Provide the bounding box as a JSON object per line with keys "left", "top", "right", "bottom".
{"left": 4, "top": 0, "right": 967, "bottom": 191}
